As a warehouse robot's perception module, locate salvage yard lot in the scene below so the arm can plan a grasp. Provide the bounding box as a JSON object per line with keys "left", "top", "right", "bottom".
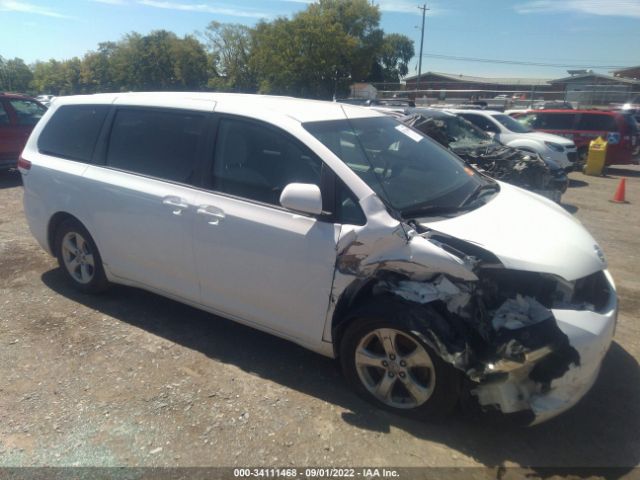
{"left": 1, "top": 166, "right": 639, "bottom": 470}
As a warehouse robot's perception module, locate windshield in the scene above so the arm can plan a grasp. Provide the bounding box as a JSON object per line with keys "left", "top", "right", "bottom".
{"left": 492, "top": 113, "right": 532, "bottom": 133}
{"left": 303, "top": 116, "right": 487, "bottom": 216}
{"left": 407, "top": 114, "right": 494, "bottom": 149}
{"left": 442, "top": 116, "right": 494, "bottom": 148}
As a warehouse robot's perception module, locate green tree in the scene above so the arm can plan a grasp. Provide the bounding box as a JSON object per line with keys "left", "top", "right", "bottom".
{"left": 170, "top": 34, "right": 209, "bottom": 89}
{"left": 0, "top": 56, "right": 34, "bottom": 92}
{"left": 32, "top": 59, "right": 65, "bottom": 95}
{"left": 306, "top": 0, "right": 383, "bottom": 82}
{"left": 204, "top": 22, "right": 255, "bottom": 91}
{"left": 378, "top": 33, "right": 415, "bottom": 83}
{"left": 75, "top": 31, "right": 209, "bottom": 92}
{"left": 251, "top": 13, "right": 358, "bottom": 98}
{"left": 80, "top": 42, "right": 117, "bottom": 93}
{"left": 3, "top": 1, "right": 414, "bottom": 98}
{"left": 249, "top": 0, "right": 410, "bottom": 99}
{"left": 31, "top": 58, "right": 82, "bottom": 95}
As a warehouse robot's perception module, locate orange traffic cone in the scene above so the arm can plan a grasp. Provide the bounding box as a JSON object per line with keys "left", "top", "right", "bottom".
{"left": 610, "top": 178, "right": 629, "bottom": 204}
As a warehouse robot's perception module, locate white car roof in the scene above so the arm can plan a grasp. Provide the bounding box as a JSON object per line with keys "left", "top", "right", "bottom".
{"left": 51, "top": 92, "right": 383, "bottom": 124}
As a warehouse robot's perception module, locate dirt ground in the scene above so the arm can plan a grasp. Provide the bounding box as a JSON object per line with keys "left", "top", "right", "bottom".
{"left": 1, "top": 166, "right": 639, "bottom": 473}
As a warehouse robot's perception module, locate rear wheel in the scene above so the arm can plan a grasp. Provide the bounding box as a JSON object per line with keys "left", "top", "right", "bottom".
{"left": 340, "top": 298, "right": 462, "bottom": 419}
{"left": 54, "top": 218, "right": 109, "bottom": 293}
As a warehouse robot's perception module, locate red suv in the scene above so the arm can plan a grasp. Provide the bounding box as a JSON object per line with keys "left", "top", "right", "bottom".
{"left": 0, "top": 93, "right": 47, "bottom": 170}
{"left": 513, "top": 109, "right": 640, "bottom": 165}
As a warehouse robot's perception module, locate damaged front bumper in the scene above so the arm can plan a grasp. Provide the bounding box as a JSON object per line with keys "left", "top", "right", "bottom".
{"left": 473, "top": 270, "right": 617, "bottom": 424}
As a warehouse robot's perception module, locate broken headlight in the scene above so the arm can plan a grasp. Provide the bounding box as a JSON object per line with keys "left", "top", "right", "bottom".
{"left": 480, "top": 269, "right": 612, "bottom": 314}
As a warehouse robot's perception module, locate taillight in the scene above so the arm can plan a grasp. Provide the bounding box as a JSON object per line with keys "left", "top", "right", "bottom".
{"left": 17, "top": 156, "right": 31, "bottom": 170}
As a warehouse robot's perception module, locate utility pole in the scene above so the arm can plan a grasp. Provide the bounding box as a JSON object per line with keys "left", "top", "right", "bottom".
{"left": 416, "top": 4, "right": 428, "bottom": 96}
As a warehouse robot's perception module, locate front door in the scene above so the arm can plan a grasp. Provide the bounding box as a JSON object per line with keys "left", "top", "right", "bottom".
{"left": 192, "top": 117, "right": 339, "bottom": 346}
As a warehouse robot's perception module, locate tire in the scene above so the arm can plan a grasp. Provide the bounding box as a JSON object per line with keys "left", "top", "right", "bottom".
{"left": 339, "top": 296, "right": 462, "bottom": 420}
{"left": 54, "top": 218, "right": 110, "bottom": 293}
{"left": 578, "top": 147, "right": 588, "bottom": 164}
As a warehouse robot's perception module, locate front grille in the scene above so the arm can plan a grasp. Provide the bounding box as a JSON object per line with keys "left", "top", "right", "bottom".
{"left": 572, "top": 271, "right": 611, "bottom": 312}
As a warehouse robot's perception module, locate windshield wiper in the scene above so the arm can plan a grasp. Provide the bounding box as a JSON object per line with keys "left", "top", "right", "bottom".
{"left": 400, "top": 203, "right": 475, "bottom": 219}
{"left": 459, "top": 182, "right": 500, "bottom": 208}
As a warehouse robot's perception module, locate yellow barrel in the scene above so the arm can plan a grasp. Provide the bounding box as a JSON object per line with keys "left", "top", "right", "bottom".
{"left": 584, "top": 136, "right": 607, "bottom": 176}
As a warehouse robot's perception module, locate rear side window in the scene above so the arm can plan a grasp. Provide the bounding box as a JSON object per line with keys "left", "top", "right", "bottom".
{"left": 8, "top": 99, "right": 46, "bottom": 126}
{"left": 537, "top": 113, "right": 575, "bottom": 130}
{"left": 106, "top": 109, "right": 206, "bottom": 184}
{"left": 576, "top": 114, "right": 618, "bottom": 132}
{"left": 38, "top": 105, "right": 109, "bottom": 162}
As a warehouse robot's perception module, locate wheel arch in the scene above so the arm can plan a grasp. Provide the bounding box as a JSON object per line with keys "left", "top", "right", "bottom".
{"left": 330, "top": 272, "right": 414, "bottom": 358}
{"left": 47, "top": 212, "right": 102, "bottom": 259}
{"left": 47, "top": 212, "right": 82, "bottom": 253}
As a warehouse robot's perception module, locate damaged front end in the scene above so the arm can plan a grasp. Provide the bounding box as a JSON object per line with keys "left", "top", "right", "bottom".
{"left": 403, "top": 114, "right": 568, "bottom": 203}
{"left": 331, "top": 209, "right": 616, "bottom": 424}
{"left": 457, "top": 147, "right": 568, "bottom": 204}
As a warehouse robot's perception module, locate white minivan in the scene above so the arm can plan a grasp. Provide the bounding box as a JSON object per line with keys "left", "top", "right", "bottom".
{"left": 20, "top": 92, "right": 616, "bottom": 424}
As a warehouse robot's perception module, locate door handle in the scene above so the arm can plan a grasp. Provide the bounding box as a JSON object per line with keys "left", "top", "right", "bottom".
{"left": 162, "top": 196, "right": 189, "bottom": 215}
{"left": 197, "top": 205, "right": 226, "bottom": 225}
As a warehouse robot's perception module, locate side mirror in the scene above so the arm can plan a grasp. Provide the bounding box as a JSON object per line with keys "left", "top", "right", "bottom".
{"left": 279, "top": 183, "right": 323, "bottom": 215}
{"left": 486, "top": 131, "right": 497, "bottom": 138}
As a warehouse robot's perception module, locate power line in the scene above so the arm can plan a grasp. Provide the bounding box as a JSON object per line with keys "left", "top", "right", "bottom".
{"left": 419, "top": 52, "right": 635, "bottom": 70}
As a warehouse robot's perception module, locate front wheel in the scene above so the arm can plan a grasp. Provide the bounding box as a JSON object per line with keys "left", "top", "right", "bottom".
{"left": 340, "top": 299, "right": 462, "bottom": 419}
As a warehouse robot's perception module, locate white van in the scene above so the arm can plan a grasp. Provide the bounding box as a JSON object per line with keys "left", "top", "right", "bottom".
{"left": 19, "top": 92, "right": 616, "bottom": 424}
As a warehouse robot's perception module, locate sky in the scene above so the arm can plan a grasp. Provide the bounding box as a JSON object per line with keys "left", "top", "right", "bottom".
{"left": 1, "top": 0, "right": 639, "bottom": 80}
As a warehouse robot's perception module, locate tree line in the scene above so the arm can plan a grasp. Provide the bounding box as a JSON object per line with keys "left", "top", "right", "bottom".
{"left": 0, "top": 0, "right": 413, "bottom": 100}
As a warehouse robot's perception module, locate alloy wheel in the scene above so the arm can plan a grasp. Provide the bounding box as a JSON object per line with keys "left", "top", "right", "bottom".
{"left": 61, "top": 231, "right": 95, "bottom": 284}
{"left": 354, "top": 328, "right": 436, "bottom": 409}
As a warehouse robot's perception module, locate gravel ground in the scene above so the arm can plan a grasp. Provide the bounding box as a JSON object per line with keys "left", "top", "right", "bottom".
{"left": 0, "top": 166, "right": 639, "bottom": 474}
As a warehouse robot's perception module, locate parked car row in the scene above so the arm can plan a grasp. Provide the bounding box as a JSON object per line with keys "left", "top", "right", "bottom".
{"left": 510, "top": 109, "right": 640, "bottom": 164}
{"left": 401, "top": 109, "right": 568, "bottom": 203}
{"left": 366, "top": 103, "right": 577, "bottom": 202}
{"left": 448, "top": 109, "right": 578, "bottom": 171}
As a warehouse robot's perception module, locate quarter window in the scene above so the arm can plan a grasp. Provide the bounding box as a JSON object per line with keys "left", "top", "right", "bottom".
{"left": 38, "top": 105, "right": 109, "bottom": 162}
{"left": 335, "top": 180, "right": 366, "bottom": 226}
{"left": 106, "top": 109, "right": 206, "bottom": 184}
{"left": 211, "top": 118, "right": 322, "bottom": 206}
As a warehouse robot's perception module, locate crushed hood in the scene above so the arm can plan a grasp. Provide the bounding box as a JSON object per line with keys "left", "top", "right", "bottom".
{"left": 419, "top": 182, "right": 605, "bottom": 281}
